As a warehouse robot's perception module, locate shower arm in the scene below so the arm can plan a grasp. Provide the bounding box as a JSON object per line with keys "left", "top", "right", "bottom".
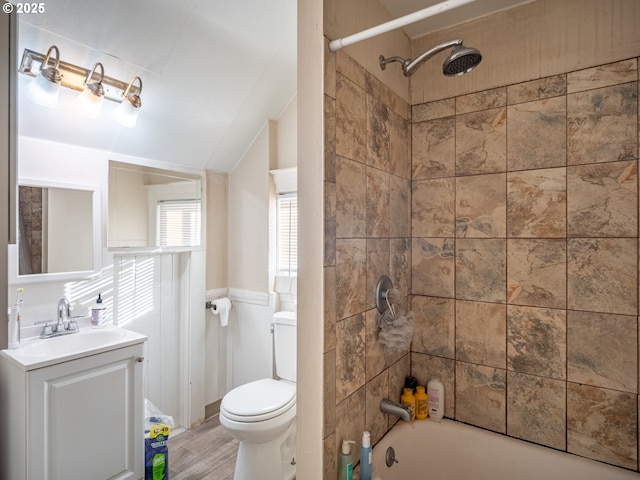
{"left": 403, "top": 39, "right": 462, "bottom": 76}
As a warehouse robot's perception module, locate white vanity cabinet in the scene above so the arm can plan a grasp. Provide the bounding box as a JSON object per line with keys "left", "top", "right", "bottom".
{"left": 0, "top": 328, "right": 147, "bottom": 480}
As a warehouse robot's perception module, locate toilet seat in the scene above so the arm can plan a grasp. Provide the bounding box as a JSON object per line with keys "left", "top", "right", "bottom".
{"left": 221, "top": 378, "right": 296, "bottom": 423}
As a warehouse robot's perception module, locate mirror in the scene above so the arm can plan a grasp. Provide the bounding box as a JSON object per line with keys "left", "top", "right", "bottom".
{"left": 108, "top": 161, "right": 202, "bottom": 249}
{"left": 9, "top": 180, "right": 101, "bottom": 284}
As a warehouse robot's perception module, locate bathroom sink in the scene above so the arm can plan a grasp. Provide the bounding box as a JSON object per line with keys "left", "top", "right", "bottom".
{"left": 2, "top": 323, "right": 147, "bottom": 371}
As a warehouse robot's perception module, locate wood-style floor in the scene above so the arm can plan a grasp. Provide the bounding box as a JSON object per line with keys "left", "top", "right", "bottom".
{"left": 168, "top": 415, "right": 238, "bottom": 479}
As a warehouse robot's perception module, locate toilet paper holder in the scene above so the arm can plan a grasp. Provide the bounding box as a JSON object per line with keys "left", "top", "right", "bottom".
{"left": 205, "top": 299, "right": 233, "bottom": 311}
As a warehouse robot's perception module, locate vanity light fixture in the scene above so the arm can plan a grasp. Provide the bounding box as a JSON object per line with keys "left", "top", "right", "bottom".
{"left": 23, "top": 45, "right": 61, "bottom": 108}
{"left": 18, "top": 46, "right": 144, "bottom": 125}
{"left": 112, "top": 76, "right": 143, "bottom": 128}
{"left": 74, "top": 62, "right": 105, "bottom": 119}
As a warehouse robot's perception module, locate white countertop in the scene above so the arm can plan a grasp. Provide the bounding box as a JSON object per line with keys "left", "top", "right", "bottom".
{"left": 2, "top": 318, "right": 147, "bottom": 371}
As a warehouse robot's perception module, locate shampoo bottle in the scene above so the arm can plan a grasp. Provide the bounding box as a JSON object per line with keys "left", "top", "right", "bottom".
{"left": 415, "top": 385, "right": 428, "bottom": 420}
{"left": 338, "top": 439, "right": 355, "bottom": 480}
{"left": 400, "top": 387, "right": 416, "bottom": 421}
{"left": 427, "top": 377, "right": 445, "bottom": 420}
{"left": 91, "top": 293, "right": 107, "bottom": 328}
{"left": 360, "top": 431, "right": 372, "bottom": 480}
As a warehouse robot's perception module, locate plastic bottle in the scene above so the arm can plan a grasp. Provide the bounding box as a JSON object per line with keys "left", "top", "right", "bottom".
{"left": 360, "top": 431, "right": 372, "bottom": 480}
{"left": 427, "top": 377, "right": 445, "bottom": 420}
{"left": 8, "top": 288, "right": 23, "bottom": 350}
{"left": 415, "top": 385, "right": 428, "bottom": 420}
{"left": 338, "top": 439, "right": 355, "bottom": 480}
{"left": 91, "top": 293, "right": 107, "bottom": 328}
{"left": 400, "top": 387, "right": 416, "bottom": 421}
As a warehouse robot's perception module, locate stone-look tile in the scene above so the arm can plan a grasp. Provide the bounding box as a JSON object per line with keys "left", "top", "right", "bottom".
{"left": 390, "top": 238, "right": 411, "bottom": 298}
{"left": 411, "top": 117, "right": 455, "bottom": 180}
{"left": 365, "top": 371, "right": 389, "bottom": 445}
{"left": 324, "top": 181, "right": 336, "bottom": 267}
{"left": 366, "top": 167, "right": 389, "bottom": 238}
{"left": 324, "top": 39, "right": 336, "bottom": 100}
{"left": 507, "top": 74, "right": 567, "bottom": 104}
{"left": 456, "top": 87, "right": 507, "bottom": 114}
{"left": 567, "top": 383, "right": 638, "bottom": 470}
{"left": 456, "top": 239, "right": 506, "bottom": 303}
{"left": 412, "top": 178, "right": 455, "bottom": 237}
{"left": 567, "top": 82, "right": 638, "bottom": 165}
{"left": 456, "top": 173, "right": 506, "bottom": 238}
{"left": 412, "top": 98, "right": 455, "bottom": 122}
{"left": 507, "top": 96, "right": 566, "bottom": 171}
{"left": 507, "top": 239, "right": 566, "bottom": 309}
{"left": 324, "top": 95, "right": 336, "bottom": 182}
{"left": 507, "top": 372, "right": 566, "bottom": 450}
{"left": 455, "top": 362, "right": 506, "bottom": 433}
{"left": 412, "top": 238, "right": 455, "bottom": 298}
{"left": 411, "top": 296, "right": 455, "bottom": 358}
{"left": 324, "top": 267, "right": 336, "bottom": 353}
{"left": 567, "top": 238, "right": 638, "bottom": 316}
{"left": 388, "top": 354, "right": 411, "bottom": 416}
{"left": 336, "top": 73, "right": 367, "bottom": 163}
{"left": 323, "top": 433, "right": 337, "bottom": 480}
{"left": 507, "top": 305, "right": 566, "bottom": 380}
{"left": 567, "top": 310, "right": 638, "bottom": 393}
{"left": 410, "top": 353, "right": 455, "bottom": 419}
{"left": 336, "top": 156, "right": 366, "bottom": 238}
{"left": 367, "top": 96, "right": 390, "bottom": 171}
{"left": 335, "top": 239, "right": 366, "bottom": 320}
{"left": 365, "top": 309, "right": 386, "bottom": 382}
{"left": 336, "top": 50, "right": 366, "bottom": 91}
{"left": 567, "top": 160, "right": 638, "bottom": 237}
{"left": 389, "top": 111, "right": 410, "bottom": 179}
{"left": 366, "top": 239, "right": 390, "bottom": 311}
{"left": 336, "top": 314, "right": 366, "bottom": 403}
{"left": 323, "top": 350, "right": 336, "bottom": 437}
{"left": 507, "top": 168, "right": 566, "bottom": 238}
{"left": 456, "top": 300, "right": 506, "bottom": 368}
{"left": 567, "top": 58, "right": 638, "bottom": 94}
{"left": 456, "top": 108, "right": 507, "bottom": 175}
{"left": 335, "top": 387, "right": 366, "bottom": 466}
{"left": 389, "top": 176, "right": 410, "bottom": 237}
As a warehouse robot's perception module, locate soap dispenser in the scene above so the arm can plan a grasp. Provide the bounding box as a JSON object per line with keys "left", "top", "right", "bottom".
{"left": 91, "top": 293, "right": 107, "bottom": 328}
{"left": 338, "top": 439, "right": 355, "bottom": 480}
{"left": 360, "top": 431, "right": 372, "bottom": 480}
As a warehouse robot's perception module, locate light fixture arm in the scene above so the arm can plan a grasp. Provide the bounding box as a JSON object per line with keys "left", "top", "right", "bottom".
{"left": 42, "top": 45, "right": 60, "bottom": 71}
{"left": 85, "top": 62, "right": 104, "bottom": 86}
{"left": 402, "top": 39, "right": 462, "bottom": 76}
{"left": 123, "top": 76, "right": 143, "bottom": 98}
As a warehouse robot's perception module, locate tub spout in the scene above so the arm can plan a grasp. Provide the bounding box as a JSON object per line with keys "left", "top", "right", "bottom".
{"left": 380, "top": 398, "right": 411, "bottom": 422}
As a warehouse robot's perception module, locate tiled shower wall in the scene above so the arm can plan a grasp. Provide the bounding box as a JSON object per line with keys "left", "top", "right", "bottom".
{"left": 323, "top": 48, "right": 412, "bottom": 478}
{"left": 324, "top": 49, "right": 640, "bottom": 475}
{"left": 410, "top": 57, "right": 640, "bottom": 470}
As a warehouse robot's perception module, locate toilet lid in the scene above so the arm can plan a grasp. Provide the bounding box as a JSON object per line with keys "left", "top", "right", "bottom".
{"left": 221, "top": 378, "right": 296, "bottom": 421}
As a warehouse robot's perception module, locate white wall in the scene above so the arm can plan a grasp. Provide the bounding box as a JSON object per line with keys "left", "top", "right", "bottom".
{"left": 276, "top": 95, "right": 298, "bottom": 169}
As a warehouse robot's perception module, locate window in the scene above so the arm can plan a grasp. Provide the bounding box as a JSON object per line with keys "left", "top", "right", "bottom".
{"left": 277, "top": 193, "right": 297, "bottom": 274}
{"left": 157, "top": 199, "right": 201, "bottom": 247}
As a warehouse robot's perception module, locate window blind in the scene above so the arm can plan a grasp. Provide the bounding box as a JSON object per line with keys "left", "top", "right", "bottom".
{"left": 157, "top": 199, "right": 201, "bottom": 247}
{"left": 277, "top": 194, "right": 297, "bottom": 274}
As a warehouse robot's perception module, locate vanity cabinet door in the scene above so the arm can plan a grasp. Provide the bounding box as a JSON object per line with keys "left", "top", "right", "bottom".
{"left": 27, "top": 344, "right": 145, "bottom": 480}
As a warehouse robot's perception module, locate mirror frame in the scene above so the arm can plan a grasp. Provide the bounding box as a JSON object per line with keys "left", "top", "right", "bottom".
{"left": 9, "top": 178, "right": 102, "bottom": 284}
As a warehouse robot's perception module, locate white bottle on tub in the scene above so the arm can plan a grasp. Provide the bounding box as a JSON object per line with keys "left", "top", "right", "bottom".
{"left": 427, "top": 377, "right": 444, "bottom": 420}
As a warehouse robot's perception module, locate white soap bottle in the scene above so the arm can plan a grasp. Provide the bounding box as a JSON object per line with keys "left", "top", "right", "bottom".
{"left": 427, "top": 377, "right": 445, "bottom": 420}
{"left": 91, "top": 293, "right": 107, "bottom": 328}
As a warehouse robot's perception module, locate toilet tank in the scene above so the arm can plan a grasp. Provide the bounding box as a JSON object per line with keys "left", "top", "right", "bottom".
{"left": 273, "top": 311, "right": 297, "bottom": 382}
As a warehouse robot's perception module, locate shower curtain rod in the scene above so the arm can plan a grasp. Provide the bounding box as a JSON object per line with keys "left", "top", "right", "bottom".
{"left": 328, "top": 0, "right": 476, "bottom": 52}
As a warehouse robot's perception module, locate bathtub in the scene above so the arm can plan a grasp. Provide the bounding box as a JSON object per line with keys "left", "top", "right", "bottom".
{"left": 371, "top": 418, "right": 640, "bottom": 480}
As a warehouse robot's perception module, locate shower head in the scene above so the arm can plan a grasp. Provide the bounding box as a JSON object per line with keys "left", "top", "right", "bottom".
{"left": 379, "top": 39, "right": 482, "bottom": 77}
{"left": 443, "top": 44, "right": 482, "bottom": 76}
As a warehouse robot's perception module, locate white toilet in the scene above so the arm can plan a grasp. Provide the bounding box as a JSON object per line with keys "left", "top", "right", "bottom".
{"left": 219, "top": 311, "right": 297, "bottom": 480}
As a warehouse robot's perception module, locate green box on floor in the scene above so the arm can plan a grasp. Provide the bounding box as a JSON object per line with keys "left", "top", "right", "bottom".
{"left": 145, "top": 423, "right": 171, "bottom": 480}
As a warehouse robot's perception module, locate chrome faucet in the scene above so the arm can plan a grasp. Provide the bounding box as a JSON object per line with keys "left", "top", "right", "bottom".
{"left": 380, "top": 398, "right": 412, "bottom": 422}
{"left": 37, "top": 298, "right": 80, "bottom": 339}
{"left": 56, "top": 298, "right": 71, "bottom": 333}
